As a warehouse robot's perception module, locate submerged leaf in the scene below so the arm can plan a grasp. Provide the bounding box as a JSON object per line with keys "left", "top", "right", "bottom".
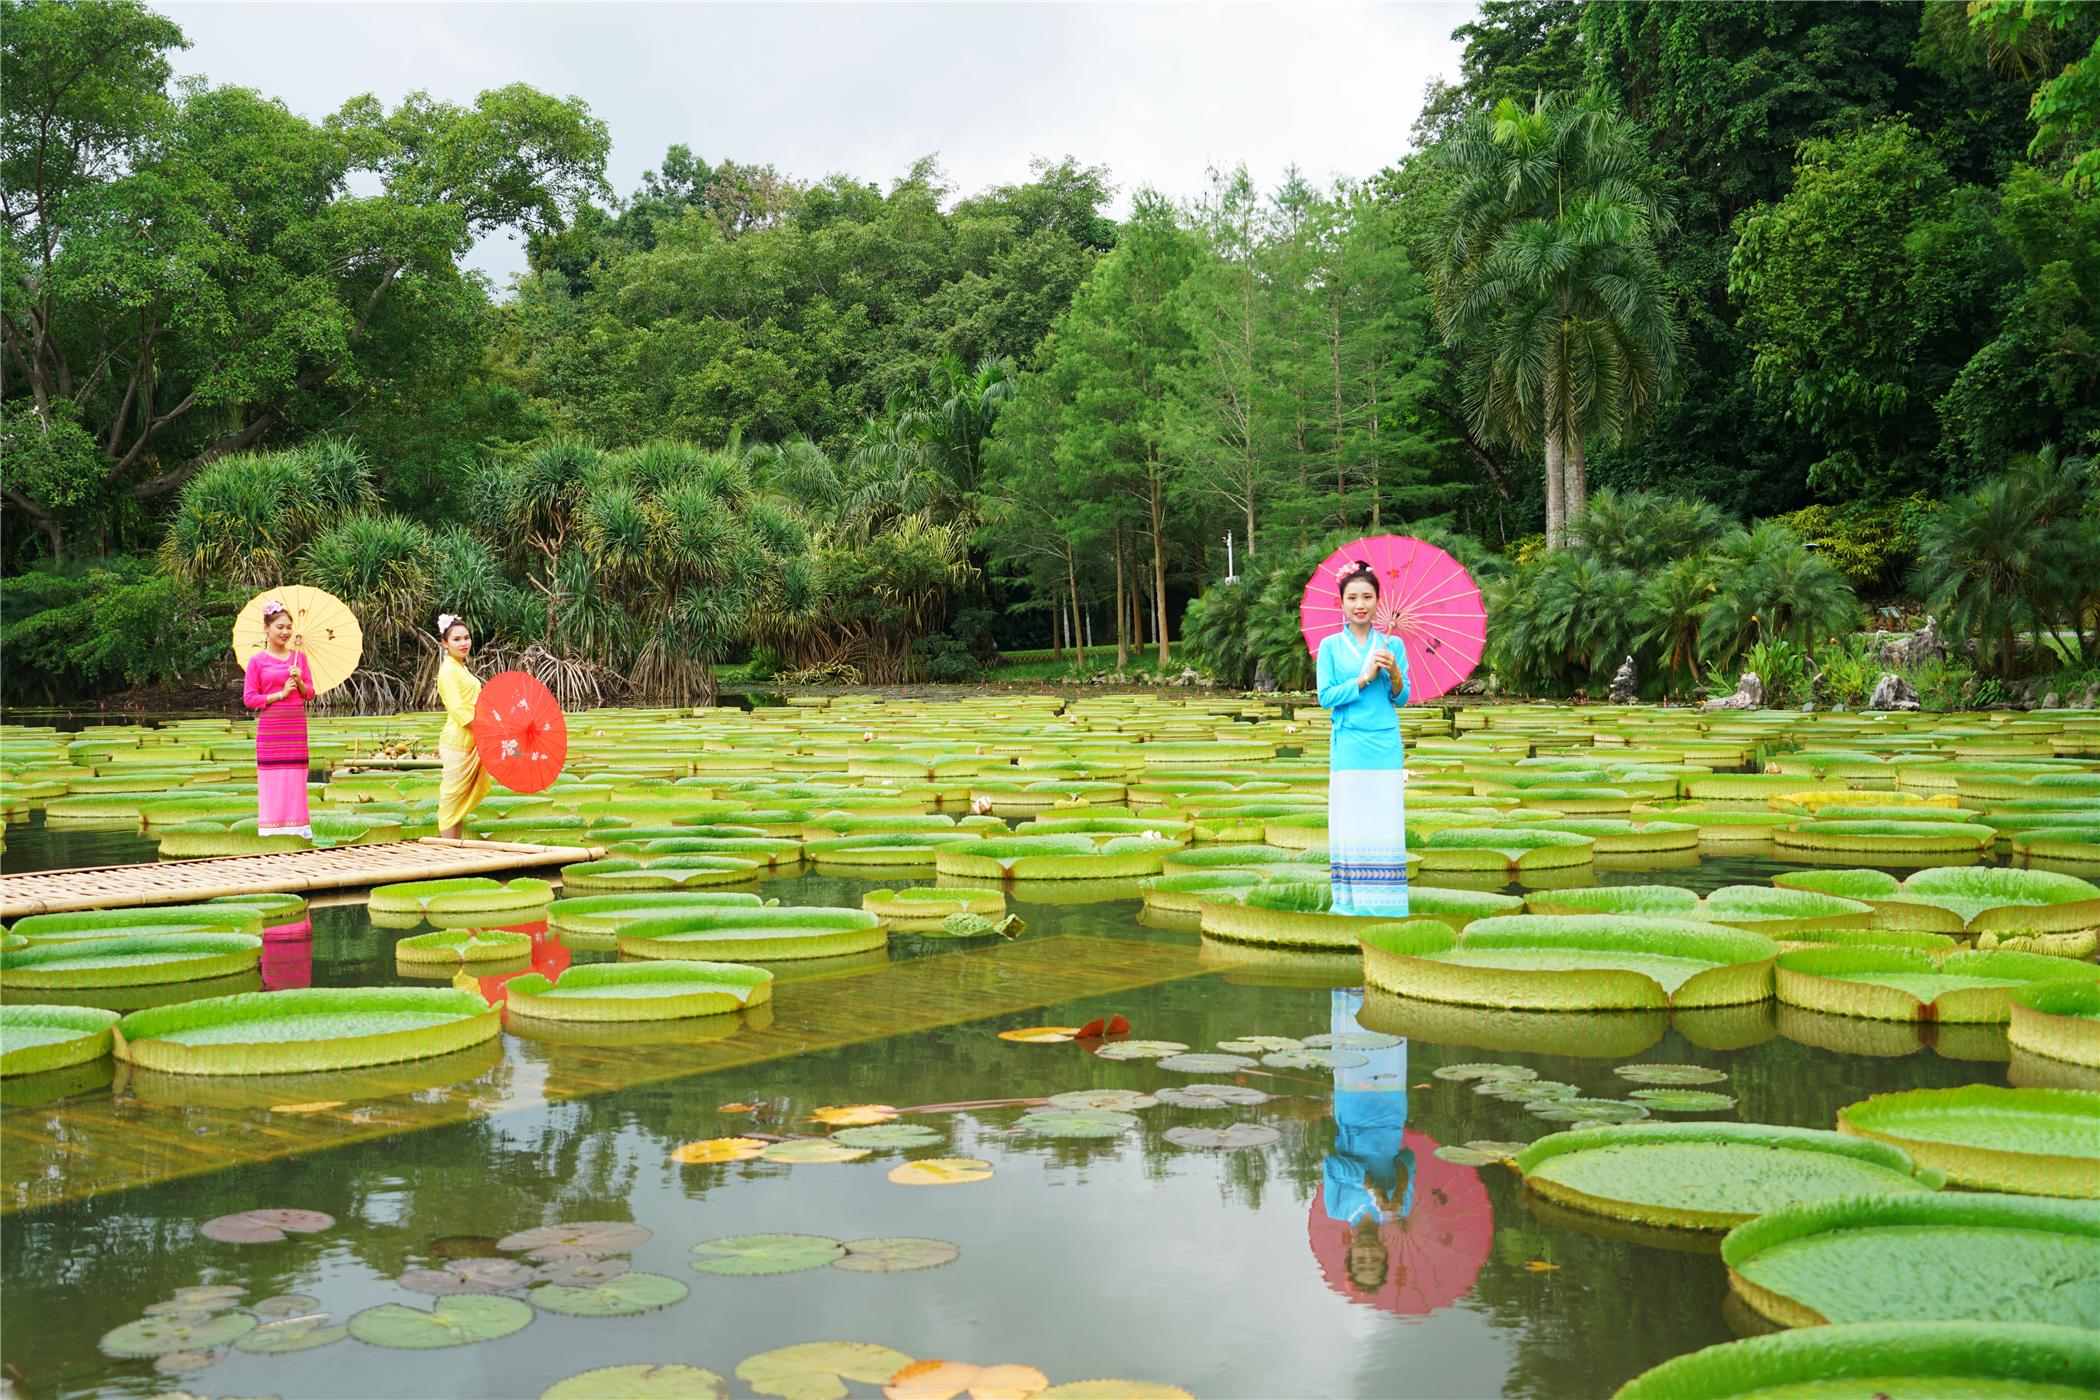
{"left": 1216, "top": 1035, "right": 1304, "bottom": 1054}
{"left": 534, "top": 1257, "right": 632, "bottom": 1287}
{"left": 1613, "top": 1063, "right": 1729, "bottom": 1086}
{"left": 1431, "top": 1063, "right": 1537, "bottom": 1083}
{"left": 1090, "top": 1040, "right": 1188, "bottom": 1061}
{"left": 101, "top": 1312, "right": 258, "bottom": 1358}
{"left": 1261, "top": 1048, "right": 1367, "bottom": 1070}
{"left": 497, "top": 1220, "right": 651, "bottom": 1258}
{"left": 691, "top": 1234, "right": 846, "bottom": 1277}
{"left": 1304, "top": 1030, "right": 1402, "bottom": 1050}
{"left": 1045, "top": 1089, "right": 1157, "bottom": 1111}
{"left": 1162, "top": 1123, "right": 1281, "bottom": 1151}
{"left": 1530, "top": 1098, "right": 1651, "bottom": 1123}
{"left": 1154, "top": 1084, "right": 1271, "bottom": 1109}
{"left": 250, "top": 1293, "right": 321, "bottom": 1318}
{"left": 233, "top": 1315, "right": 349, "bottom": 1354}
{"left": 1627, "top": 1088, "right": 1738, "bottom": 1112}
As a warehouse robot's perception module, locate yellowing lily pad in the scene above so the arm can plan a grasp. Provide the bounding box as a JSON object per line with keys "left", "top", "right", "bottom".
{"left": 889, "top": 1158, "right": 994, "bottom": 1186}
{"left": 541, "top": 1363, "right": 729, "bottom": 1399}
{"left": 811, "top": 1104, "right": 898, "bottom": 1126}
{"left": 671, "top": 1137, "right": 766, "bottom": 1165}
{"left": 761, "top": 1139, "right": 871, "bottom": 1164}
{"left": 997, "top": 1027, "right": 1078, "bottom": 1044}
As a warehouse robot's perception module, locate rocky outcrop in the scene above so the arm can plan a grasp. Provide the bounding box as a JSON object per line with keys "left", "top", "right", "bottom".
{"left": 1878, "top": 617, "right": 1945, "bottom": 670}
{"left": 1607, "top": 654, "right": 1638, "bottom": 704}
{"left": 1867, "top": 673, "right": 1921, "bottom": 711}
{"left": 1701, "top": 673, "right": 1764, "bottom": 712}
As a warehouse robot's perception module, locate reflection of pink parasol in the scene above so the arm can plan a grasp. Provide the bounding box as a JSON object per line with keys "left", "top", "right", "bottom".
{"left": 477, "top": 918, "right": 567, "bottom": 1008}
{"left": 1308, "top": 1128, "right": 1494, "bottom": 1316}
{"left": 1301, "top": 536, "right": 1486, "bottom": 702}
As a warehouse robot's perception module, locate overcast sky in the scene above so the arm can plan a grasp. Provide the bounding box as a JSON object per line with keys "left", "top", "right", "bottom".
{"left": 156, "top": 2, "right": 1466, "bottom": 287}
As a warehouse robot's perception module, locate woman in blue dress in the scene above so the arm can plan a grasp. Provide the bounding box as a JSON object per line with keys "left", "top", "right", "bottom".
{"left": 1314, "top": 560, "right": 1411, "bottom": 917}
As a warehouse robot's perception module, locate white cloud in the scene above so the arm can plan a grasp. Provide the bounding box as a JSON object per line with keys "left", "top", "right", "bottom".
{"left": 156, "top": 1, "right": 1466, "bottom": 286}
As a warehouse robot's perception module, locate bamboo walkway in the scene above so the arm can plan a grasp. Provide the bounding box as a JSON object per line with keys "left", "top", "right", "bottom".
{"left": 0, "top": 933, "right": 1209, "bottom": 1212}
{"left": 0, "top": 839, "right": 603, "bottom": 918}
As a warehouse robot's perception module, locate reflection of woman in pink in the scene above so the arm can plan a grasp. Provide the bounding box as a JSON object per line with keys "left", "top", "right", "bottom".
{"left": 1309, "top": 990, "right": 1493, "bottom": 1316}
{"left": 243, "top": 600, "right": 315, "bottom": 838}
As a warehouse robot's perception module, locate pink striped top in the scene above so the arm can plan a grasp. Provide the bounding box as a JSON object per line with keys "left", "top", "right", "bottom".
{"left": 244, "top": 650, "right": 315, "bottom": 768}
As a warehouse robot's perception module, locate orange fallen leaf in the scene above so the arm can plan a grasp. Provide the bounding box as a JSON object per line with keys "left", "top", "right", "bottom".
{"left": 970, "top": 1363, "right": 1051, "bottom": 1398}
{"left": 268, "top": 1101, "right": 345, "bottom": 1115}
{"left": 887, "top": 1359, "right": 980, "bottom": 1400}
{"left": 1524, "top": 1259, "right": 1560, "bottom": 1273}
{"left": 718, "top": 1102, "right": 759, "bottom": 1114}
{"left": 997, "top": 1027, "right": 1078, "bottom": 1044}
{"left": 670, "top": 1136, "right": 766, "bottom": 1164}
{"left": 812, "top": 1104, "right": 899, "bottom": 1127}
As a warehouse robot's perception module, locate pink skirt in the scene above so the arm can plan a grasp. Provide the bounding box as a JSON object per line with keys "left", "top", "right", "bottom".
{"left": 257, "top": 765, "right": 311, "bottom": 837}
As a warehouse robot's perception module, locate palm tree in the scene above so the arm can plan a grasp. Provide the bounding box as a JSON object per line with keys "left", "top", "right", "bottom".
{"left": 1435, "top": 93, "right": 1682, "bottom": 548}
{"left": 1635, "top": 555, "right": 1717, "bottom": 696}
{"left": 1577, "top": 489, "right": 1726, "bottom": 572}
{"left": 1699, "top": 522, "right": 1860, "bottom": 667}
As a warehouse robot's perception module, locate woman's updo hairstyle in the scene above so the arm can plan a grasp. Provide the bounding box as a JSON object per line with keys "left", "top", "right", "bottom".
{"left": 1336, "top": 560, "right": 1379, "bottom": 598}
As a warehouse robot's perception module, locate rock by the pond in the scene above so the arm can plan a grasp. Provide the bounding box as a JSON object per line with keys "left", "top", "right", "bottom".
{"left": 1868, "top": 673, "right": 1921, "bottom": 711}
{"left": 1701, "top": 673, "right": 1764, "bottom": 712}
{"left": 2043, "top": 691, "right": 2061, "bottom": 709}
{"left": 1879, "top": 617, "right": 1945, "bottom": 669}
{"left": 1608, "top": 654, "right": 1638, "bottom": 704}
{"left": 1253, "top": 664, "right": 1278, "bottom": 694}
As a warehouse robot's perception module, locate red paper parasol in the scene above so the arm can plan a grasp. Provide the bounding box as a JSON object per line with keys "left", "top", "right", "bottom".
{"left": 473, "top": 672, "right": 567, "bottom": 794}
{"left": 1301, "top": 536, "right": 1486, "bottom": 702}
{"left": 1307, "top": 1128, "right": 1494, "bottom": 1317}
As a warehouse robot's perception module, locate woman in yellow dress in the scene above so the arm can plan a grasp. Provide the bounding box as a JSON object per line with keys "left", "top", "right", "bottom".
{"left": 435, "top": 613, "right": 491, "bottom": 839}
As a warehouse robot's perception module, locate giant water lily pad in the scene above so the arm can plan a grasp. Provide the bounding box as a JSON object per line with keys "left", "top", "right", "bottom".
{"left": 1699, "top": 885, "right": 1875, "bottom": 933}
{"left": 529, "top": 1271, "right": 689, "bottom": 1316}
{"left": 504, "top": 960, "right": 773, "bottom": 1023}
{"left": 831, "top": 1237, "right": 960, "bottom": 1272}
{"left": 691, "top": 1234, "right": 846, "bottom": 1276}
{"left": 393, "top": 928, "right": 532, "bottom": 964}
{"left": 1722, "top": 1192, "right": 2100, "bottom": 1329}
{"left": 1837, "top": 1085, "right": 2100, "bottom": 1198}
{"left": 1361, "top": 917, "right": 1777, "bottom": 1011}
{"left": 115, "top": 986, "right": 500, "bottom": 1075}
{"left": 617, "top": 907, "right": 887, "bottom": 963}
{"left": 541, "top": 1364, "right": 729, "bottom": 1399}
{"left": 2010, "top": 980, "right": 2100, "bottom": 1068}
{"left": 1869, "top": 866, "right": 2100, "bottom": 934}
{"left": 1514, "top": 1122, "right": 1939, "bottom": 1231}
{"left": 347, "top": 1294, "right": 533, "bottom": 1348}
{"left": 2, "top": 933, "right": 262, "bottom": 989}
{"left": 367, "top": 877, "right": 552, "bottom": 917}
{"left": 101, "top": 1310, "right": 258, "bottom": 1357}
{"left": 1612, "top": 1321, "right": 2100, "bottom": 1399}
{"left": 0, "top": 1004, "right": 121, "bottom": 1076}
{"left": 736, "top": 1341, "right": 918, "bottom": 1400}
{"left": 1775, "top": 946, "right": 2100, "bottom": 1023}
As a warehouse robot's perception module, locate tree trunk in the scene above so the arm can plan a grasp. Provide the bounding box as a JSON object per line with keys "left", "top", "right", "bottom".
{"left": 1148, "top": 460, "right": 1170, "bottom": 670}
{"left": 1543, "top": 430, "right": 1567, "bottom": 550}
{"left": 1067, "top": 554, "right": 1086, "bottom": 670}
{"left": 1565, "top": 429, "right": 1588, "bottom": 542}
{"left": 1114, "top": 527, "right": 1129, "bottom": 673}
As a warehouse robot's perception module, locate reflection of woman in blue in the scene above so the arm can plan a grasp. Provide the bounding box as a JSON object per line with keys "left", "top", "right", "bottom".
{"left": 1323, "top": 988, "right": 1415, "bottom": 1293}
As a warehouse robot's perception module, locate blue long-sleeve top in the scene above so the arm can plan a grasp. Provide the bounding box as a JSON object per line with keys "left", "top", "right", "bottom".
{"left": 1316, "top": 628, "right": 1409, "bottom": 772}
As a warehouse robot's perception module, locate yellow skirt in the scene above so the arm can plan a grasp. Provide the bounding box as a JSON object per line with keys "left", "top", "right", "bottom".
{"left": 438, "top": 743, "right": 491, "bottom": 832}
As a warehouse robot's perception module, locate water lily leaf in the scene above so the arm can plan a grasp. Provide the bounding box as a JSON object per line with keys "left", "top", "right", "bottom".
{"left": 1614, "top": 1063, "right": 1729, "bottom": 1086}
{"left": 811, "top": 1104, "right": 898, "bottom": 1126}
{"left": 529, "top": 1271, "right": 689, "bottom": 1316}
{"left": 1162, "top": 1123, "right": 1281, "bottom": 1151}
{"left": 102, "top": 1311, "right": 258, "bottom": 1357}
{"left": 831, "top": 1236, "right": 961, "bottom": 1273}
{"left": 534, "top": 1256, "right": 632, "bottom": 1287}
{"left": 144, "top": 1285, "right": 246, "bottom": 1315}
{"left": 1304, "top": 1030, "right": 1402, "bottom": 1050}
{"left": 249, "top": 1293, "right": 320, "bottom": 1317}
{"left": 1434, "top": 1145, "right": 1512, "bottom": 1166}
{"left": 1090, "top": 1040, "right": 1188, "bottom": 1061}
{"left": 690, "top": 1234, "right": 846, "bottom": 1276}
{"left": 1431, "top": 1063, "right": 1537, "bottom": 1082}
{"left": 1530, "top": 1098, "right": 1652, "bottom": 1123}
{"left": 889, "top": 1158, "right": 994, "bottom": 1186}
{"left": 154, "top": 1348, "right": 221, "bottom": 1374}
{"left": 997, "top": 1027, "right": 1078, "bottom": 1044}
{"left": 1627, "top": 1088, "right": 1738, "bottom": 1112}
{"left": 671, "top": 1137, "right": 766, "bottom": 1165}
{"left": 1157, "top": 1052, "right": 1258, "bottom": 1073}
{"left": 832, "top": 1124, "right": 945, "bottom": 1149}
{"left": 1261, "top": 1048, "right": 1367, "bottom": 1070}
{"left": 541, "top": 1363, "right": 729, "bottom": 1399}
{"left": 348, "top": 1295, "right": 533, "bottom": 1348}
{"left": 1478, "top": 1079, "right": 1577, "bottom": 1102}
{"left": 497, "top": 1220, "right": 651, "bottom": 1259}
{"left": 966, "top": 1363, "right": 1053, "bottom": 1399}
{"left": 737, "top": 1341, "right": 918, "bottom": 1400}
{"left": 234, "top": 1314, "right": 349, "bottom": 1354}
{"left": 400, "top": 1268, "right": 490, "bottom": 1296}
{"left": 199, "top": 1207, "right": 334, "bottom": 1243}
{"left": 761, "top": 1139, "right": 871, "bottom": 1164}
{"left": 1045, "top": 1089, "right": 1157, "bottom": 1111}
{"left": 426, "top": 1235, "right": 505, "bottom": 1259}
{"left": 1216, "top": 1035, "right": 1304, "bottom": 1054}
{"left": 1034, "top": 1382, "right": 1194, "bottom": 1398}
{"left": 1014, "top": 1108, "right": 1139, "bottom": 1139}
{"left": 1154, "top": 1084, "right": 1271, "bottom": 1109}
{"left": 884, "top": 1360, "right": 1051, "bottom": 1400}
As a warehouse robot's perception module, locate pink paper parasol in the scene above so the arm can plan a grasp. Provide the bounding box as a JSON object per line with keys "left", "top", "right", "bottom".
{"left": 1301, "top": 536, "right": 1486, "bottom": 702}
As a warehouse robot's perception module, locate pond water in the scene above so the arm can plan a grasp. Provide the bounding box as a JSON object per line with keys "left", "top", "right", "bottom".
{"left": 0, "top": 814, "right": 2051, "bottom": 1400}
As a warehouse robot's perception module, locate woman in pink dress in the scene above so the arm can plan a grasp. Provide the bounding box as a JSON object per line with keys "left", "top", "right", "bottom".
{"left": 243, "top": 600, "right": 315, "bottom": 838}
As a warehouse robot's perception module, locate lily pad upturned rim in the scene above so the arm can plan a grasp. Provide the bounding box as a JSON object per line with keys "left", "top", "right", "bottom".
{"left": 503, "top": 960, "right": 773, "bottom": 1023}
{"left": 1611, "top": 1321, "right": 2100, "bottom": 1400}
{"left": 112, "top": 986, "right": 500, "bottom": 1075}
{"left": 0, "top": 1003, "right": 122, "bottom": 1076}
{"left": 1836, "top": 1083, "right": 2100, "bottom": 1198}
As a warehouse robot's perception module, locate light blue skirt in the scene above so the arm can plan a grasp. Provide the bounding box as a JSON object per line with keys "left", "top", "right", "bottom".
{"left": 1328, "top": 768, "right": 1408, "bottom": 917}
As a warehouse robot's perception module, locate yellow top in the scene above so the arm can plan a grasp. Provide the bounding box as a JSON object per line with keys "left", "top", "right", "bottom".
{"left": 437, "top": 655, "right": 481, "bottom": 752}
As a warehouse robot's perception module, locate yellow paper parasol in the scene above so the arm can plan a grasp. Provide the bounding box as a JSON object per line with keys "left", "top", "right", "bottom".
{"left": 232, "top": 586, "right": 363, "bottom": 696}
